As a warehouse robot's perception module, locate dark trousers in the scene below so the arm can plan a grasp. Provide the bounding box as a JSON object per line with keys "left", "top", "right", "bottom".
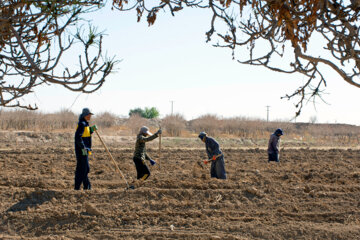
{"left": 210, "top": 156, "right": 227, "bottom": 179}
{"left": 268, "top": 152, "right": 279, "bottom": 162}
{"left": 74, "top": 151, "right": 91, "bottom": 190}
{"left": 133, "top": 157, "right": 150, "bottom": 180}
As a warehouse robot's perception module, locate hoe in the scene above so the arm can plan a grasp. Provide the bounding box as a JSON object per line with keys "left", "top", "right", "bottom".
{"left": 94, "top": 130, "right": 134, "bottom": 190}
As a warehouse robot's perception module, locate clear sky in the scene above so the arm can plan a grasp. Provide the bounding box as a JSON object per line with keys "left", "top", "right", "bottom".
{"left": 22, "top": 4, "right": 360, "bottom": 125}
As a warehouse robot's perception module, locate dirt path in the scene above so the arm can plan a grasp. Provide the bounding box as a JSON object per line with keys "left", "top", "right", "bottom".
{"left": 1, "top": 147, "right": 360, "bottom": 239}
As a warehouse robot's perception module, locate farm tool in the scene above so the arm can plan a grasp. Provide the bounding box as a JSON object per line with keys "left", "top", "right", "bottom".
{"left": 158, "top": 126, "right": 162, "bottom": 169}
{"left": 94, "top": 130, "right": 134, "bottom": 190}
{"left": 203, "top": 153, "right": 223, "bottom": 164}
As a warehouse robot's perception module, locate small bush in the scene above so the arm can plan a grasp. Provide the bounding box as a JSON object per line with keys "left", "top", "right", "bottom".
{"left": 126, "top": 115, "right": 149, "bottom": 134}
{"left": 93, "top": 112, "right": 118, "bottom": 128}
{"left": 162, "top": 114, "right": 186, "bottom": 137}
{"left": 189, "top": 114, "right": 221, "bottom": 136}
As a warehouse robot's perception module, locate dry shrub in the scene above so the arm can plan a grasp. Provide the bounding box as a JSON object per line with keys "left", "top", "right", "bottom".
{"left": 221, "top": 117, "right": 267, "bottom": 138}
{"left": 41, "top": 109, "right": 76, "bottom": 130}
{"left": 305, "top": 123, "right": 360, "bottom": 145}
{"left": 126, "top": 114, "right": 149, "bottom": 134}
{"left": 0, "top": 109, "right": 38, "bottom": 130}
{"left": 1, "top": 108, "right": 360, "bottom": 145}
{"left": 0, "top": 109, "right": 76, "bottom": 131}
{"left": 162, "top": 114, "right": 186, "bottom": 137}
{"left": 189, "top": 114, "right": 221, "bottom": 136}
{"left": 189, "top": 115, "right": 273, "bottom": 138}
{"left": 93, "top": 112, "right": 119, "bottom": 128}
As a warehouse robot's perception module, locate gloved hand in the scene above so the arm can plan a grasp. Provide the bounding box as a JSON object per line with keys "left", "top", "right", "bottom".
{"left": 212, "top": 155, "right": 217, "bottom": 161}
{"left": 203, "top": 159, "right": 209, "bottom": 164}
{"left": 82, "top": 148, "right": 88, "bottom": 156}
{"left": 156, "top": 129, "right": 162, "bottom": 135}
{"left": 82, "top": 148, "right": 92, "bottom": 156}
{"left": 149, "top": 159, "right": 156, "bottom": 166}
{"left": 87, "top": 147, "right": 93, "bottom": 155}
{"left": 90, "top": 125, "right": 98, "bottom": 132}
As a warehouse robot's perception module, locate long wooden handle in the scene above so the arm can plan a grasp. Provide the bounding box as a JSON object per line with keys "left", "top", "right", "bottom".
{"left": 158, "top": 133, "right": 162, "bottom": 169}
{"left": 95, "top": 130, "right": 130, "bottom": 188}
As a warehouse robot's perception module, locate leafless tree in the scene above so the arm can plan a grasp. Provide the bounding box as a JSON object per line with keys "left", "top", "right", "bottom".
{"left": 0, "top": 0, "right": 117, "bottom": 110}
{"left": 112, "top": 0, "right": 360, "bottom": 116}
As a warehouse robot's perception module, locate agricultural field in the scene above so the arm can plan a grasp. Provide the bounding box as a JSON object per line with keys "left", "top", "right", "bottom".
{"left": 1, "top": 131, "right": 360, "bottom": 239}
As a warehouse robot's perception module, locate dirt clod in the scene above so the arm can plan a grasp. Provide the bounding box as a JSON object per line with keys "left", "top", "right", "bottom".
{"left": 85, "top": 203, "right": 101, "bottom": 216}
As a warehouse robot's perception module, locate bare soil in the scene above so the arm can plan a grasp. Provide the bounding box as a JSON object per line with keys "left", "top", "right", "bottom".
{"left": 1, "top": 135, "right": 360, "bottom": 239}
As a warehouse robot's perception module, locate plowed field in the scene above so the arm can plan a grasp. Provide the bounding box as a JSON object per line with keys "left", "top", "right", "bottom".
{"left": 1, "top": 146, "right": 360, "bottom": 239}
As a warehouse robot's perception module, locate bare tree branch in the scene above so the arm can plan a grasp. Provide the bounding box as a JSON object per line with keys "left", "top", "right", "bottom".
{"left": 112, "top": 0, "right": 360, "bottom": 116}
{"left": 0, "top": 0, "right": 118, "bottom": 110}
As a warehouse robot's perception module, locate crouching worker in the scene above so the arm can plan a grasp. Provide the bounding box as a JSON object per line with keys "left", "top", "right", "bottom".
{"left": 133, "top": 126, "right": 162, "bottom": 182}
{"left": 74, "top": 108, "right": 97, "bottom": 190}
{"left": 198, "top": 132, "right": 227, "bottom": 180}
{"left": 267, "top": 128, "right": 283, "bottom": 163}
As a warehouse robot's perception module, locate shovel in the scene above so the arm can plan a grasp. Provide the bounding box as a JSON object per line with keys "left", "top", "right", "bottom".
{"left": 94, "top": 130, "right": 133, "bottom": 190}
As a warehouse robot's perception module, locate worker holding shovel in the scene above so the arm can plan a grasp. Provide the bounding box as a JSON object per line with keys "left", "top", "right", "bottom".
{"left": 198, "top": 132, "right": 227, "bottom": 179}
{"left": 74, "top": 108, "right": 97, "bottom": 190}
{"left": 133, "top": 126, "right": 162, "bottom": 183}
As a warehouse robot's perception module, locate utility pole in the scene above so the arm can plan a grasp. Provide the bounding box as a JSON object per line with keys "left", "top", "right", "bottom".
{"left": 266, "top": 105, "right": 270, "bottom": 122}
{"left": 170, "top": 100, "right": 174, "bottom": 115}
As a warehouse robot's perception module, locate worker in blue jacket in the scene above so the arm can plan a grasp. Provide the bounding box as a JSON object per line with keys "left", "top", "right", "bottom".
{"left": 267, "top": 128, "right": 283, "bottom": 162}
{"left": 74, "top": 108, "right": 97, "bottom": 190}
{"left": 198, "top": 132, "right": 227, "bottom": 179}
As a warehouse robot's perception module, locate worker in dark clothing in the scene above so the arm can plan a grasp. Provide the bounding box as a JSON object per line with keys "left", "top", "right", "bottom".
{"left": 198, "top": 132, "right": 227, "bottom": 179}
{"left": 267, "top": 128, "right": 283, "bottom": 163}
{"left": 133, "top": 126, "right": 162, "bottom": 181}
{"left": 74, "top": 108, "right": 97, "bottom": 190}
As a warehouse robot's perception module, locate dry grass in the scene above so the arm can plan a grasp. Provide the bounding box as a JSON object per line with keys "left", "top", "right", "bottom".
{"left": 0, "top": 109, "right": 76, "bottom": 131}
{"left": 0, "top": 110, "right": 359, "bottom": 146}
